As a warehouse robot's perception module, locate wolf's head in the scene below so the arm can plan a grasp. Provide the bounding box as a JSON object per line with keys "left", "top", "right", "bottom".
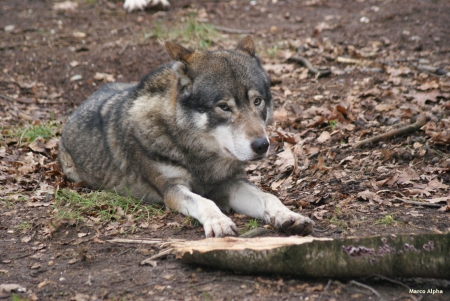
{"left": 166, "top": 36, "right": 273, "bottom": 162}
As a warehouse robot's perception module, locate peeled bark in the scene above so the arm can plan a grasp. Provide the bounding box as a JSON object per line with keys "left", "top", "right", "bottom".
{"left": 172, "top": 233, "right": 450, "bottom": 279}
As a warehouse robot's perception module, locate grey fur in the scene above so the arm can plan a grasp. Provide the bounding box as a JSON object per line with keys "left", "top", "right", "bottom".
{"left": 59, "top": 36, "right": 314, "bottom": 237}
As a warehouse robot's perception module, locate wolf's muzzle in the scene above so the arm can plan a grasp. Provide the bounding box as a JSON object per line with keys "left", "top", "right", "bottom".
{"left": 251, "top": 137, "right": 270, "bottom": 155}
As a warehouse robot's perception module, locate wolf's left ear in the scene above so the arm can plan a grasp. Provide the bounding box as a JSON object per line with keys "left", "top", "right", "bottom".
{"left": 165, "top": 41, "right": 194, "bottom": 63}
{"left": 236, "top": 35, "right": 256, "bottom": 57}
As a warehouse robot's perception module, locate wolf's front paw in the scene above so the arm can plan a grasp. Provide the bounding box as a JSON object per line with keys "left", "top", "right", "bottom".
{"left": 203, "top": 216, "right": 238, "bottom": 238}
{"left": 273, "top": 212, "right": 314, "bottom": 236}
{"left": 124, "top": 0, "right": 149, "bottom": 12}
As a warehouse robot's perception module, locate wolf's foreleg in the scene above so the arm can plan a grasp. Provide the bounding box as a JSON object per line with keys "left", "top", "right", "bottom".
{"left": 164, "top": 185, "right": 238, "bottom": 238}
{"left": 228, "top": 181, "right": 314, "bottom": 235}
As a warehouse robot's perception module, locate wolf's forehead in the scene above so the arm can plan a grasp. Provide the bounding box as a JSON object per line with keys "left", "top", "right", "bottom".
{"left": 196, "top": 52, "right": 269, "bottom": 92}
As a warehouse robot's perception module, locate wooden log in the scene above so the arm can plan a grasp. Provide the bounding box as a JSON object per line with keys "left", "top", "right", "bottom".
{"left": 172, "top": 233, "right": 450, "bottom": 279}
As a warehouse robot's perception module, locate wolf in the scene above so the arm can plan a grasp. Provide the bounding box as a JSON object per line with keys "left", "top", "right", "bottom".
{"left": 59, "top": 36, "right": 314, "bottom": 237}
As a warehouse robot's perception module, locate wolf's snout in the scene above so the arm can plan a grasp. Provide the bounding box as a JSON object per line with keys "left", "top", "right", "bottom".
{"left": 251, "top": 137, "right": 269, "bottom": 155}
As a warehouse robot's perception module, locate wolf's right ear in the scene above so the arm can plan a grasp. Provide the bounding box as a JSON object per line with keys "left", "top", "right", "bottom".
{"left": 165, "top": 41, "right": 194, "bottom": 63}
{"left": 236, "top": 35, "right": 256, "bottom": 57}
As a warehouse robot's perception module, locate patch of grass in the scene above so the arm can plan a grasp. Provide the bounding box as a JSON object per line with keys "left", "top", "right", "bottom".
{"left": 8, "top": 121, "right": 59, "bottom": 145}
{"left": 266, "top": 43, "right": 280, "bottom": 59}
{"left": 243, "top": 218, "right": 259, "bottom": 232}
{"left": 184, "top": 216, "right": 200, "bottom": 228}
{"left": 14, "top": 221, "right": 32, "bottom": 233}
{"left": 330, "top": 218, "right": 347, "bottom": 229}
{"left": 374, "top": 214, "right": 395, "bottom": 226}
{"left": 11, "top": 294, "right": 28, "bottom": 301}
{"left": 328, "top": 119, "right": 338, "bottom": 130}
{"left": 146, "top": 13, "right": 218, "bottom": 49}
{"left": 202, "top": 291, "right": 212, "bottom": 301}
{"left": 54, "top": 189, "right": 163, "bottom": 224}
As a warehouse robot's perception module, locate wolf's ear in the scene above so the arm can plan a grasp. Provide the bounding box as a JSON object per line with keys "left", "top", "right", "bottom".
{"left": 165, "top": 41, "right": 194, "bottom": 63}
{"left": 236, "top": 35, "right": 256, "bottom": 57}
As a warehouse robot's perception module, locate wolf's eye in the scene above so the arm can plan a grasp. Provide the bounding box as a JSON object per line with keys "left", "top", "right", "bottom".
{"left": 218, "top": 103, "right": 230, "bottom": 112}
{"left": 254, "top": 98, "right": 263, "bottom": 106}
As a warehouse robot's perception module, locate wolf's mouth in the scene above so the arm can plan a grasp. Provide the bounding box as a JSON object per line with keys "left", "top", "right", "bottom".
{"left": 224, "top": 147, "right": 238, "bottom": 160}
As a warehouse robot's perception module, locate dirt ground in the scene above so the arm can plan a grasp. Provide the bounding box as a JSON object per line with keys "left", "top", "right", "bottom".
{"left": 1, "top": 0, "right": 450, "bottom": 300}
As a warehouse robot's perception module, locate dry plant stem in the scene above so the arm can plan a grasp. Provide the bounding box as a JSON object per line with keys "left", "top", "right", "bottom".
{"left": 354, "top": 115, "right": 429, "bottom": 148}
{"left": 145, "top": 247, "right": 174, "bottom": 261}
{"left": 317, "top": 279, "right": 333, "bottom": 301}
{"left": 394, "top": 197, "right": 442, "bottom": 208}
{"left": 240, "top": 227, "right": 271, "bottom": 238}
{"left": 107, "top": 238, "right": 164, "bottom": 244}
{"left": 348, "top": 280, "right": 382, "bottom": 299}
{"left": 372, "top": 274, "right": 418, "bottom": 301}
{"left": 212, "top": 25, "right": 254, "bottom": 34}
{"left": 288, "top": 55, "right": 331, "bottom": 78}
{"left": 0, "top": 94, "right": 15, "bottom": 102}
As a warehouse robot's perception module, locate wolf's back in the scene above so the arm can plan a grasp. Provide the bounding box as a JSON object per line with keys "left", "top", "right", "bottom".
{"left": 59, "top": 83, "right": 136, "bottom": 188}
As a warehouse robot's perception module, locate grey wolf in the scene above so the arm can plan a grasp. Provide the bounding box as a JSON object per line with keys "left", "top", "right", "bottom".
{"left": 59, "top": 36, "right": 314, "bottom": 237}
{"left": 123, "top": 0, "right": 169, "bottom": 12}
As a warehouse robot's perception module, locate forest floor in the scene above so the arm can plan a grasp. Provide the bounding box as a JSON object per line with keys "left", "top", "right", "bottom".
{"left": 1, "top": 0, "right": 450, "bottom": 300}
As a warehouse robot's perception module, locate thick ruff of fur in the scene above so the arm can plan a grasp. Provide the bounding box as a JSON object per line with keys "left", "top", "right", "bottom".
{"left": 59, "top": 36, "right": 314, "bottom": 237}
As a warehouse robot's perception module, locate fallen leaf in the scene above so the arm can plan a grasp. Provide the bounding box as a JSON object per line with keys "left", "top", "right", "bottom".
{"left": 425, "top": 196, "right": 450, "bottom": 204}
{"left": 53, "top": 1, "right": 78, "bottom": 11}
{"left": 0, "top": 284, "right": 25, "bottom": 294}
{"left": 94, "top": 72, "right": 115, "bottom": 82}
{"left": 21, "top": 236, "right": 32, "bottom": 243}
{"left": 45, "top": 138, "right": 60, "bottom": 149}
{"left": 141, "top": 259, "right": 158, "bottom": 267}
{"left": 317, "top": 131, "right": 331, "bottom": 143}
{"left": 375, "top": 103, "right": 396, "bottom": 112}
{"left": 416, "top": 81, "right": 439, "bottom": 91}
{"left": 339, "top": 155, "right": 354, "bottom": 165}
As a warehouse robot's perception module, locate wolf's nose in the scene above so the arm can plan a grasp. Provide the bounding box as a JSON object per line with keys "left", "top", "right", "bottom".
{"left": 251, "top": 138, "right": 270, "bottom": 155}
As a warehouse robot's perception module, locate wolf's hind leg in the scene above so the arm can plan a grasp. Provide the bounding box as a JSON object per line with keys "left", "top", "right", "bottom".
{"left": 164, "top": 185, "right": 238, "bottom": 238}
{"left": 58, "top": 143, "right": 82, "bottom": 182}
{"left": 228, "top": 181, "right": 314, "bottom": 235}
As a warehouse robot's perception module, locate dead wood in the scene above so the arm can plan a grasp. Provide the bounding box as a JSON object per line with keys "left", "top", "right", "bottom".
{"left": 240, "top": 227, "right": 271, "bottom": 238}
{"left": 212, "top": 26, "right": 254, "bottom": 34}
{"left": 354, "top": 115, "right": 429, "bottom": 148}
{"left": 288, "top": 56, "right": 331, "bottom": 78}
{"left": 394, "top": 197, "right": 443, "bottom": 208}
{"left": 172, "top": 233, "right": 450, "bottom": 279}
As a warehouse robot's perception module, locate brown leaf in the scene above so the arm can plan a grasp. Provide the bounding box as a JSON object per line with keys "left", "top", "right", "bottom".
{"left": 416, "top": 81, "right": 439, "bottom": 91}
{"left": 375, "top": 103, "right": 396, "bottom": 112}
{"left": 427, "top": 178, "right": 449, "bottom": 190}
{"left": 45, "top": 137, "right": 60, "bottom": 149}
{"left": 317, "top": 131, "right": 330, "bottom": 143}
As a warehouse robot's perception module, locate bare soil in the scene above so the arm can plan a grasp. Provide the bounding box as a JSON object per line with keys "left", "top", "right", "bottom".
{"left": 1, "top": 0, "right": 450, "bottom": 300}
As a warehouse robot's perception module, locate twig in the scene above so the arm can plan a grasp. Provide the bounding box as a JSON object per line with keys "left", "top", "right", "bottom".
{"left": 349, "top": 280, "right": 382, "bottom": 300}
{"left": 353, "top": 115, "right": 429, "bottom": 148}
{"left": 143, "top": 247, "right": 174, "bottom": 261}
{"left": 117, "top": 248, "right": 135, "bottom": 256}
{"left": 212, "top": 25, "right": 254, "bottom": 34}
{"left": 318, "top": 279, "right": 332, "bottom": 301}
{"left": 373, "top": 275, "right": 412, "bottom": 292}
{"left": 394, "top": 197, "right": 442, "bottom": 208}
{"left": 240, "top": 227, "right": 270, "bottom": 238}
{"left": 0, "top": 94, "right": 16, "bottom": 102}
{"left": 313, "top": 227, "right": 331, "bottom": 233}
{"left": 411, "top": 64, "right": 447, "bottom": 77}
{"left": 118, "top": 41, "right": 129, "bottom": 55}
{"left": 288, "top": 55, "right": 331, "bottom": 78}
{"left": 107, "top": 238, "right": 163, "bottom": 244}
